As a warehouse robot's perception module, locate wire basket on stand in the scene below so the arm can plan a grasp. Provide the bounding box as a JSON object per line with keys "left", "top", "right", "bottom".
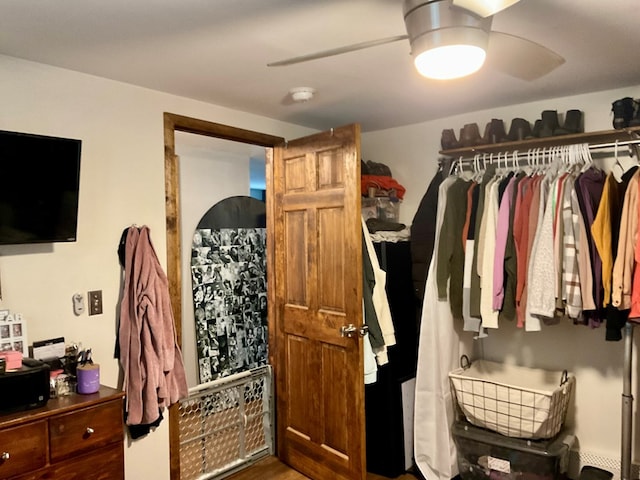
{"left": 449, "top": 356, "right": 574, "bottom": 440}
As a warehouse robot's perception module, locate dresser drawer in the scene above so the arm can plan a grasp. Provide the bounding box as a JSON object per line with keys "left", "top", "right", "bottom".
{"left": 0, "top": 421, "right": 47, "bottom": 478}
{"left": 11, "top": 441, "right": 124, "bottom": 480}
{"left": 49, "top": 399, "right": 123, "bottom": 462}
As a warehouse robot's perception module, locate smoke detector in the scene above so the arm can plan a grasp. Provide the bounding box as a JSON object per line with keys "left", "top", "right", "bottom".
{"left": 289, "top": 87, "right": 316, "bottom": 102}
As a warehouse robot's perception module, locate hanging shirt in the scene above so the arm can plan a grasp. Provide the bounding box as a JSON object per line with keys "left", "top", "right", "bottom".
{"left": 561, "top": 174, "right": 582, "bottom": 320}
{"left": 612, "top": 169, "right": 640, "bottom": 310}
{"left": 629, "top": 175, "right": 640, "bottom": 320}
{"left": 362, "top": 217, "right": 396, "bottom": 363}
{"left": 480, "top": 179, "right": 500, "bottom": 328}
{"left": 492, "top": 175, "right": 517, "bottom": 310}
{"left": 462, "top": 183, "right": 481, "bottom": 332}
{"left": 573, "top": 186, "right": 597, "bottom": 316}
{"left": 470, "top": 165, "right": 497, "bottom": 318}
{"left": 501, "top": 172, "right": 527, "bottom": 323}
{"left": 436, "top": 178, "right": 472, "bottom": 320}
{"left": 575, "top": 167, "right": 606, "bottom": 325}
{"left": 410, "top": 169, "right": 445, "bottom": 303}
{"left": 515, "top": 175, "right": 540, "bottom": 327}
{"left": 549, "top": 173, "right": 570, "bottom": 322}
{"left": 363, "top": 300, "right": 378, "bottom": 385}
{"left": 528, "top": 175, "right": 559, "bottom": 321}
{"left": 362, "top": 234, "right": 386, "bottom": 358}
{"left": 525, "top": 167, "right": 554, "bottom": 331}
{"left": 591, "top": 173, "right": 617, "bottom": 308}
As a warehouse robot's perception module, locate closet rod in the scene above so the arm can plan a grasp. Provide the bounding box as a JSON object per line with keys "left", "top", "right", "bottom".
{"left": 440, "top": 139, "right": 640, "bottom": 168}
{"left": 589, "top": 138, "right": 640, "bottom": 150}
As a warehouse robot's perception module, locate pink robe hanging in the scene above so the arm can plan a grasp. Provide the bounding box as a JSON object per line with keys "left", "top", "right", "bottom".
{"left": 119, "top": 225, "right": 188, "bottom": 426}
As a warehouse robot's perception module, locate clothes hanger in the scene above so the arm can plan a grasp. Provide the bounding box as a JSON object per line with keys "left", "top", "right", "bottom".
{"left": 448, "top": 157, "right": 457, "bottom": 176}
{"left": 580, "top": 143, "right": 594, "bottom": 173}
{"left": 567, "top": 145, "right": 576, "bottom": 169}
{"left": 612, "top": 140, "right": 626, "bottom": 181}
{"left": 473, "top": 154, "right": 483, "bottom": 182}
{"left": 557, "top": 146, "right": 570, "bottom": 173}
{"left": 527, "top": 148, "right": 537, "bottom": 176}
{"left": 533, "top": 147, "right": 542, "bottom": 175}
{"left": 570, "top": 144, "right": 583, "bottom": 171}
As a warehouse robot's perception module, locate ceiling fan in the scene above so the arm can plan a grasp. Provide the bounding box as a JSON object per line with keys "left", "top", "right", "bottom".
{"left": 267, "top": 0, "right": 564, "bottom": 81}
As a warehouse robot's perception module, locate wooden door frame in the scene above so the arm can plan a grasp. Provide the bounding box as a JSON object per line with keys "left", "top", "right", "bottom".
{"left": 163, "top": 112, "right": 284, "bottom": 480}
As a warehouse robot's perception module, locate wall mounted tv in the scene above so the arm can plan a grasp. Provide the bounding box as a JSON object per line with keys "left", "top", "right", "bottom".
{"left": 0, "top": 130, "right": 81, "bottom": 245}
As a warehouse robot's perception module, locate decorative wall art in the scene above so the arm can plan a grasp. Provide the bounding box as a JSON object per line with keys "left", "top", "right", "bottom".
{"left": 191, "top": 196, "right": 268, "bottom": 383}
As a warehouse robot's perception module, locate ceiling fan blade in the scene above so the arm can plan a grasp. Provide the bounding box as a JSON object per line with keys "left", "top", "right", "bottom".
{"left": 267, "top": 35, "right": 408, "bottom": 67}
{"left": 486, "top": 31, "right": 565, "bottom": 81}
{"left": 452, "top": 0, "right": 520, "bottom": 17}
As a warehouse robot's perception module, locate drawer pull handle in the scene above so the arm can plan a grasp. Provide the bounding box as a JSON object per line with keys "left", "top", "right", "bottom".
{"left": 85, "top": 427, "right": 95, "bottom": 435}
{"left": 1, "top": 452, "right": 9, "bottom": 461}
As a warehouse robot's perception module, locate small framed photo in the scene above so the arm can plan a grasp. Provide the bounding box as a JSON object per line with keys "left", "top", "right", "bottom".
{"left": 2, "top": 311, "right": 27, "bottom": 356}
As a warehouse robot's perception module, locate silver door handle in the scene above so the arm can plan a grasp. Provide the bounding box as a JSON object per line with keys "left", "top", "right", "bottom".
{"left": 340, "top": 324, "right": 357, "bottom": 337}
{"left": 340, "top": 324, "right": 369, "bottom": 338}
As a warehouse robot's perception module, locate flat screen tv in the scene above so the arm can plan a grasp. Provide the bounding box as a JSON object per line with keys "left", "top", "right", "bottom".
{"left": 0, "top": 130, "right": 81, "bottom": 245}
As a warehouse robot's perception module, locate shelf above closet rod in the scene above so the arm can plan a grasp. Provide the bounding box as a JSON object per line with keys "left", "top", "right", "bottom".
{"left": 439, "top": 126, "right": 640, "bottom": 157}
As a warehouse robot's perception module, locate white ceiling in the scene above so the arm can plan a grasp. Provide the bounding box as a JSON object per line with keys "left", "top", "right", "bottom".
{"left": 1, "top": 0, "right": 639, "bottom": 133}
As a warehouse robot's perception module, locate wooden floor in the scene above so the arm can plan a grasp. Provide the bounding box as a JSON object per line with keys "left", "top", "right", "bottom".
{"left": 226, "top": 456, "right": 421, "bottom": 480}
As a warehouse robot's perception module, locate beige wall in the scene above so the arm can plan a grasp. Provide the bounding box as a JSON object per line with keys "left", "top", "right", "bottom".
{"left": 362, "top": 84, "right": 640, "bottom": 467}
{"left": 0, "top": 54, "right": 314, "bottom": 480}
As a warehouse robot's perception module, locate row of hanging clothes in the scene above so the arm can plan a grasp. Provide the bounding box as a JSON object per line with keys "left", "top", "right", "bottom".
{"left": 412, "top": 140, "right": 640, "bottom": 480}
{"left": 435, "top": 142, "right": 640, "bottom": 342}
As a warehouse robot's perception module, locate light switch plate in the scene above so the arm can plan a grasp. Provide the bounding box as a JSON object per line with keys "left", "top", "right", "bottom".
{"left": 88, "top": 290, "right": 103, "bottom": 316}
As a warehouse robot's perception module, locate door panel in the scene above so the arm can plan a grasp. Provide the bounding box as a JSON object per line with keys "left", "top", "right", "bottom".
{"left": 318, "top": 206, "right": 345, "bottom": 311}
{"left": 285, "top": 210, "right": 308, "bottom": 304}
{"left": 271, "top": 125, "right": 364, "bottom": 480}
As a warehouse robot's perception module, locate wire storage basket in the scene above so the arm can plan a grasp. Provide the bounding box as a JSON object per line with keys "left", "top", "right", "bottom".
{"left": 449, "top": 357, "right": 574, "bottom": 440}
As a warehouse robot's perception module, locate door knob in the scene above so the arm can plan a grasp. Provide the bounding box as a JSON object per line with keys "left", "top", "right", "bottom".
{"left": 340, "top": 324, "right": 369, "bottom": 338}
{"left": 340, "top": 324, "right": 357, "bottom": 338}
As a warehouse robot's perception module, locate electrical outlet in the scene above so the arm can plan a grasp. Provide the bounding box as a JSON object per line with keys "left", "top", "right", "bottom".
{"left": 88, "top": 290, "right": 103, "bottom": 316}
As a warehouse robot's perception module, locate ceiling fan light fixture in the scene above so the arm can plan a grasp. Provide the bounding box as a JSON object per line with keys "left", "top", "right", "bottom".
{"left": 403, "top": 0, "right": 493, "bottom": 80}
{"left": 414, "top": 43, "right": 486, "bottom": 79}
{"left": 452, "top": 0, "right": 520, "bottom": 17}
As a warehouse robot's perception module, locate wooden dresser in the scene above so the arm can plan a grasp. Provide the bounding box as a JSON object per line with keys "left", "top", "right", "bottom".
{"left": 0, "top": 385, "right": 124, "bottom": 480}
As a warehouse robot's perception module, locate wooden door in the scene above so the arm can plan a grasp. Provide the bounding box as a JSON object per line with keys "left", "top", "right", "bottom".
{"left": 268, "top": 124, "right": 365, "bottom": 480}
